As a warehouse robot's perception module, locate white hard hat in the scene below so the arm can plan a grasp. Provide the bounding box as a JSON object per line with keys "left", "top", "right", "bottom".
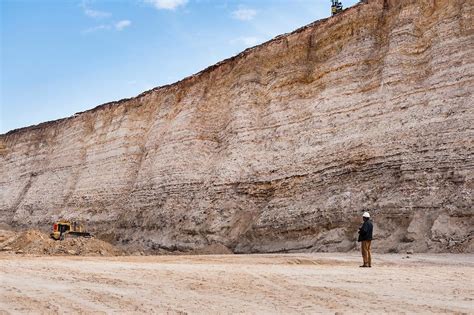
{"left": 362, "top": 211, "right": 370, "bottom": 218}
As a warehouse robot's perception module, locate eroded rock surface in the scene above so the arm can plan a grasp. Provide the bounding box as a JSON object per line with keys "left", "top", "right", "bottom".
{"left": 1, "top": 0, "right": 473, "bottom": 253}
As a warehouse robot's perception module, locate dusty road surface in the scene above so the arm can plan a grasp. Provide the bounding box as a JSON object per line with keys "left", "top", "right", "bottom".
{"left": 0, "top": 253, "right": 473, "bottom": 314}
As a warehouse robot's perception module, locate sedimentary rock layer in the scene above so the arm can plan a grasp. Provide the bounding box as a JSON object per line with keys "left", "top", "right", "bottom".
{"left": 1, "top": 0, "right": 473, "bottom": 253}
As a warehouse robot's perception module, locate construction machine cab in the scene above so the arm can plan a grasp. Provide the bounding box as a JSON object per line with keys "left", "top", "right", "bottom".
{"left": 51, "top": 220, "right": 92, "bottom": 240}
{"left": 57, "top": 222, "right": 69, "bottom": 233}
{"left": 331, "top": 0, "right": 343, "bottom": 15}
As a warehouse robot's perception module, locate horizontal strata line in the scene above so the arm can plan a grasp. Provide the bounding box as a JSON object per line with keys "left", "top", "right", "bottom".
{"left": 125, "top": 164, "right": 473, "bottom": 195}
{"left": 3, "top": 124, "right": 470, "bottom": 169}
{"left": 1, "top": 86, "right": 471, "bottom": 153}
{"left": 0, "top": 146, "right": 472, "bottom": 185}
{"left": 2, "top": 140, "right": 472, "bottom": 176}
{"left": 223, "top": 90, "right": 473, "bottom": 136}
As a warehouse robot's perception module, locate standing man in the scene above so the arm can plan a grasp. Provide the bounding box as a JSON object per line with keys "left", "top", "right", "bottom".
{"left": 358, "top": 211, "right": 373, "bottom": 267}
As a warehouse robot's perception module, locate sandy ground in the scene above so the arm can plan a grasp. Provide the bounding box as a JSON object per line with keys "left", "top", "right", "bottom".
{"left": 0, "top": 253, "right": 472, "bottom": 314}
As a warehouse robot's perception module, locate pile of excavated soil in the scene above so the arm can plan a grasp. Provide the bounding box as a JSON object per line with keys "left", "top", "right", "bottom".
{"left": 0, "top": 229, "right": 123, "bottom": 256}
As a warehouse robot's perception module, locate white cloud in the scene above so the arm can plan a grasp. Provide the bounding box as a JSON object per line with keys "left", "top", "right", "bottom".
{"left": 81, "top": 0, "right": 111, "bottom": 19}
{"left": 84, "top": 8, "right": 111, "bottom": 18}
{"left": 82, "top": 20, "right": 131, "bottom": 34}
{"left": 144, "top": 0, "right": 188, "bottom": 10}
{"left": 232, "top": 7, "right": 257, "bottom": 21}
{"left": 230, "top": 36, "right": 260, "bottom": 47}
{"left": 115, "top": 20, "right": 131, "bottom": 31}
{"left": 82, "top": 24, "right": 111, "bottom": 34}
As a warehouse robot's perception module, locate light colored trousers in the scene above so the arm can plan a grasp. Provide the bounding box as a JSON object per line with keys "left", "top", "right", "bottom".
{"left": 361, "top": 240, "right": 372, "bottom": 266}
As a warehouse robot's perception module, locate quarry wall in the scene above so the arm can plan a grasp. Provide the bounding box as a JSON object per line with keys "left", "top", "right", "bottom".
{"left": 1, "top": 0, "right": 473, "bottom": 253}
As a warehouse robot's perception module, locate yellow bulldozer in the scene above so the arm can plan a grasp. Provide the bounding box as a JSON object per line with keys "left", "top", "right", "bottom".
{"left": 50, "top": 220, "right": 93, "bottom": 240}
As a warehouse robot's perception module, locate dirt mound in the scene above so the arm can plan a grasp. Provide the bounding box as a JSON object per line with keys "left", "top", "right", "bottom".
{"left": 0, "top": 229, "right": 123, "bottom": 256}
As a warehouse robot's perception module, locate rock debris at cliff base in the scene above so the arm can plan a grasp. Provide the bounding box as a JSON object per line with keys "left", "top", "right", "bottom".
{"left": 0, "top": 0, "right": 473, "bottom": 253}
{"left": 0, "top": 229, "right": 123, "bottom": 256}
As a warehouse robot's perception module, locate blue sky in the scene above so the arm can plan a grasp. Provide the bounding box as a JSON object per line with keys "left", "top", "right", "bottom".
{"left": 1, "top": 0, "right": 359, "bottom": 133}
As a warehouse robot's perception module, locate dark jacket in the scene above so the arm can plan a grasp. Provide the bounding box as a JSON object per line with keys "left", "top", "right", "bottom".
{"left": 358, "top": 219, "right": 373, "bottom": 242}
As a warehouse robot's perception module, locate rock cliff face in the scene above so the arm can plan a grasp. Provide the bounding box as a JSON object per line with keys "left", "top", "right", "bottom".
{"left": 1, "top": 0, "right": 473, "bottom": 253}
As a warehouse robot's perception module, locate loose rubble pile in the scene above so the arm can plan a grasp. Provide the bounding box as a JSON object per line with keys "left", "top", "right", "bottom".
{"left": 0, "top": 229, "right": 123, "bottom": 256}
